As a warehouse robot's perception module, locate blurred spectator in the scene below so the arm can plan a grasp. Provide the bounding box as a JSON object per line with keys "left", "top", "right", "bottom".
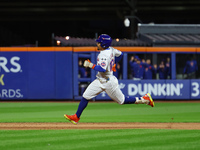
{"left": 141, "top": 59, "right": 146, "bottom": 63}
{"left": 129, "top": 57, "right": 144, "bottom": 80}
{"left": 158, "top": 60, "right": 167, "bottom": 79}
{"left": 113, "top": 63, "right": 122, "bottom": 79}
{"left": 78, "top": 60, "right": 87, "bottom": 78}
{"left": 165, "top": 57, "right": 171, "bottom": 79}
{"left": 78, "top": 59, "right": 88, "bottom": 95}
{"left": 183, "top": 58, "right": 198, "bottom": 79}
{"left": 143, "top": 59, "right": 157, "bottom": 79}
{"left": 129, "top": 55, "right": 138, "bottom": 65}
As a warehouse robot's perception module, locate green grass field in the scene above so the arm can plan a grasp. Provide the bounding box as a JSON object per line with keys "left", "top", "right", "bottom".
{"left": 0, "top": 102, "right": 200, "bottom": 150}
{"left": 0, "top": 102, "right": 200, "bottom": 123}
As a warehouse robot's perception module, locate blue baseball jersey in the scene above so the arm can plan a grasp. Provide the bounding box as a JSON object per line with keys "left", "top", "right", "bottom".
{"left": 158, "top": 67, "right": 167, "bottom": 79}
{"left": 143, "top": 64, "right": 156, "bottom": 79}
{"left": 129, "top": 61, "right": 144, "bottom": 79}
{"left": 183, "top": 60, "right": 198, "bottom": 74}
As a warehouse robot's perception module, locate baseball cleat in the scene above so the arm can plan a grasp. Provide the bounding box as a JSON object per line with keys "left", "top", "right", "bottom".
{"left": 64, "top": 114, "right": 80, "bottom": 125}
{"left": 142, "top": 93, "right": 155, "bottom": 107}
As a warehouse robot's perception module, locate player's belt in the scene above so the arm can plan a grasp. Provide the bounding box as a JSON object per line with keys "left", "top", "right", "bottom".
{"left": 98, "top": 78, "right": 110, "bottom": 83}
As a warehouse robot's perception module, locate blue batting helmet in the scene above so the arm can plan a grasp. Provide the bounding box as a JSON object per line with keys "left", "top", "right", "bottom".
{"left": 96, "top": 34, "right": 112, "bottom": 48}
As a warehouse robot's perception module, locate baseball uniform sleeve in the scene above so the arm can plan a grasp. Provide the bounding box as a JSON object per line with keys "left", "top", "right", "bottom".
{"left": 115, "top": 52, "right": 123, "bottom": 64}
{"left": 113, "top": 48, "right": 122, "bottom": 57}
{"left": 93, "top": 65, "right": 106, "bottom": 72}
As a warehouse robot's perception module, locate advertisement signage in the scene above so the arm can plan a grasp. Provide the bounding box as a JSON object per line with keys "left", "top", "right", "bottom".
{"left": 96, "top": 79, "right": 195, "bottom": 100}
{"left": 0, "top": 52, "right": 28, "bottom": 99}
{"left": 191, "top": 80, "right": 200, "bottom": 99}
{"left": 1, "top": 50, "right": 73, "bottom": 100}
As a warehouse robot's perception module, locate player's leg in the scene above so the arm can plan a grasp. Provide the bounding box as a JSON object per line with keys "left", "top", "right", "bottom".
{"left": 64, "top": 79, "right": 103, "bottom": 124}
{"left": 106, "top": 85, "right": 154, "bottom": 106}
{"left": 82, "top": 79, "right": 103, "bottom": 100}
{"left": 104, "top": 80, "right": 136, "bottom": 104}
{"left": 75, "top": 79, "right": 103, "bottom": 118}
{"left": 105, "top": 76, "right": 154, "bottom": 106}
{"left": 104, "top": 76, "right": 132, "bottom": 104}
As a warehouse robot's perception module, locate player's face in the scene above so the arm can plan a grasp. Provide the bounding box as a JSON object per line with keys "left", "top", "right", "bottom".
{"left": 137, "top": 60, "right": 141, "bottom": 64}
{"left": 147, "top": 59, "right": 151, "bottom": 64}
{"left": 96, "top": 43, "right": 103, "bottom": 50}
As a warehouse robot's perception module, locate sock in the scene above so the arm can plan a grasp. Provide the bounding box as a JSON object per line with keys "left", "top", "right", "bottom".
{"left": 76, "top": 97, "right": 88, "bottom": 118}
{"left": 135, "top": 97, "right": 147, "bottom": 104}
{"left": 124, "top": 96, "right": 136, "bottom": 104}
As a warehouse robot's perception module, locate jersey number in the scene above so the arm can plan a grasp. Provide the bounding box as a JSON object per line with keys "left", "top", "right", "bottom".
{"left": 110, "top": 59, "right": 114, "bottom": 71}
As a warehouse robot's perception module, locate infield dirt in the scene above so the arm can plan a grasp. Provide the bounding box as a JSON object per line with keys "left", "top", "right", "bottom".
{"left": 0, "top": 122, "right": 200, "bottom": 130}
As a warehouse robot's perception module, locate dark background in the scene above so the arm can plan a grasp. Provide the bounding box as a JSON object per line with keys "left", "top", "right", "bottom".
{"left": 1, "top": 0, "right": 200, "bottom": 46}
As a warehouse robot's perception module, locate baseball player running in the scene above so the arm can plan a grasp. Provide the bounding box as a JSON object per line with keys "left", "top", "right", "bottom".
{"left": 64, "top": 34, "right": 154, "bottom": 125}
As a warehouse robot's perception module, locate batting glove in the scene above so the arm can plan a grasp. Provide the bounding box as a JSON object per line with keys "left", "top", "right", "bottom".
{"left": 84, "top": 59, "right": 96, "bottom": 69}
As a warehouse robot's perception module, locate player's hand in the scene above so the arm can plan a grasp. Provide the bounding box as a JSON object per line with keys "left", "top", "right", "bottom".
{"left": 83, "top": 60, "right": 90, "bottom": 67}
{"left": 84, "top": 59, "right": 94, "bottom": 68}
{"left": 112, "top": 64, "right": 116, "bottom": 72}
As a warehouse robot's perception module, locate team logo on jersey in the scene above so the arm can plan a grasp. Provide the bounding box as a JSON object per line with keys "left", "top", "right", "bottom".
{"left": 101, "top": 61, "right": 106, "bottom": 67}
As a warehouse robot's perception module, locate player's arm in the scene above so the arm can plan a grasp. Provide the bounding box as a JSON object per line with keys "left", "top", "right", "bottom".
{"left": 115, "top": 52, "right": 123, "bottom": 64}
{"left": 83, "top": 59, "right": 106, "bottom": 72}
{"left": 111, "top": 51, "right": 123, "bottom": 72}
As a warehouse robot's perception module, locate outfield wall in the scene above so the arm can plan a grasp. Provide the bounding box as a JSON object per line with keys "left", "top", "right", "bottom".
{"left": 0, "top": 47, "right": 73, "bottom": 100}
{"left": 0, "top": 47, "right": 200, "bottom": 100}
{"left": 95, "top": 80, "right": 200, "bottom": 100}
